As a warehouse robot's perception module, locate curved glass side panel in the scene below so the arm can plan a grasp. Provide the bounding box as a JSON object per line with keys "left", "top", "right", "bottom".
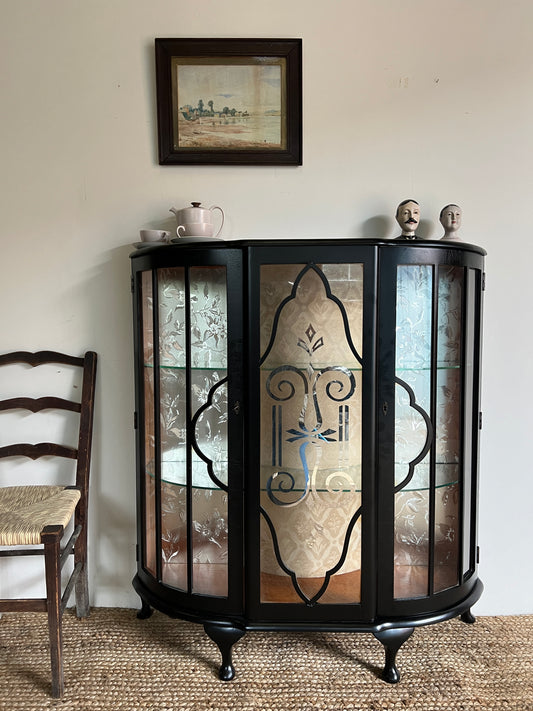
{"left": 394, "top": 265, "right": 433, "bottom": 599}
{"left": 394, "top": 264, "right": 465, "bottom": 599}
{"left": 156, "top": 267, "right": 187, "bottom": 589}
{"left": 141, "top": 265, "right": 229, "bottom": 597}
{"left": 434, "top": 266, "right": 463, "bottom": 592}
{"left": 189, "top": 267, "right": 229, "bottom": 597}
{"left": 259, "top": 263, "right": 363, "bottom": 605}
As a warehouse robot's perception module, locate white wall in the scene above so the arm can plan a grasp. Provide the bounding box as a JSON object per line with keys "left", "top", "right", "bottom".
{"left": 0, "top": 0, "right": 531, "bottom": 614}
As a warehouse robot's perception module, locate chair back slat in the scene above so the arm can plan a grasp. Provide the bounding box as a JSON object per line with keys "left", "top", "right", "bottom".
{"left": 0, "top": 351, "right": 84, "bottom": 368}
{"left": 0, "top": 397, "right": 81, "bottom": 413}
{"left": 0, "top": 350, "right": 97, "bottom": 476}
{"left": 0, "top": 443, "right": 78, "bottom": 460}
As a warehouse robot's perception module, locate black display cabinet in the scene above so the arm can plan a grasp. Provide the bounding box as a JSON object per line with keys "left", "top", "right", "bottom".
{"left": 130, "top": 238, "right": 485, "bottom": 683}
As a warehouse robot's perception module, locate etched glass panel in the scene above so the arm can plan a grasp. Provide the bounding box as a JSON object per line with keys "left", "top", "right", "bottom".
{"left": 159, "top": 482, "right": 187, "bottom": 590}
{"left": 156, "top": 266, "right": 229, "bottom": 596}
{"left": 190, "top": 266, "right": 228, "bottom": 369}
{"left": 157, "top": 268, "right": 187, "bottom": 589}
{"left": 190, "top": 267, "right": 228, "bottom": 596}
{"left": 158, "top": 267, "right": 186, "bottom": 368}
{"left": 394, "top": 484, "right": 460, "bottom": 596}
{"left": 259, "top": 263, "right": 363, "bottom": 605}
{"left": 394, "top": 264, "right": 465, "bottom": 599}
{"left": 434, "top": 266, "right": 463, "bottom": 592}
{"left": 394, "top": 265, "right": 432, "bottom": 599}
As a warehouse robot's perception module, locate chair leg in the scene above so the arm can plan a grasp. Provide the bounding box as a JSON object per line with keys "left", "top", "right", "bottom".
{"left": 75, "top": 562, "right": 90, "bottom": 618}
{"left": 74, "top": 517, "right": 90, "bottom": 618}
{"left": 42, "top": 525, "right": 64, "bottom": 699}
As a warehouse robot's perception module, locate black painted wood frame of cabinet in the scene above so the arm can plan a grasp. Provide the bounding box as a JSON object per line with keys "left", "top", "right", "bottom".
{"left": 130, "top": 238, "right": 485, "bottom": 684}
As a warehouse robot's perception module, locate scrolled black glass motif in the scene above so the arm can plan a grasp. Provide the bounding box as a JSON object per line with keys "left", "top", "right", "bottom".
{"left": 260, "top": 264, "right": 362, "bottom": 367}
{"left": 393, "top": 376, "right": 434, "bottom": 494}
{"left": 190, "top": 377, "right": 229, "bottom": 492}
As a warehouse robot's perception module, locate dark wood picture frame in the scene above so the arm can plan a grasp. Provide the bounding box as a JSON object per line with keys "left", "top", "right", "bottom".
{"left": 155, "top": 38, "right": 302, "bottom": 166}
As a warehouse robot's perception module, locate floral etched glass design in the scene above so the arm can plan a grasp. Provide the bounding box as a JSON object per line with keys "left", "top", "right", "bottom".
{"left": 434, "top": 266, "right": 463, "bottom": 591}
{"left": 394, "top": 265, "right": 432, "bottom": 597}
{"left": 141, "top": 266, "right": 229, "bottom": 596}
{"left": 259, "top": 263, "right": 363, "bottom": 605}
{"left": 394, "top": 264, "right": 464, "bottom": 599}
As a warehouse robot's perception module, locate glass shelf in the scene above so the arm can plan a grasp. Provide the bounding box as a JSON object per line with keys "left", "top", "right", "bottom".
{"left": 146, "top": 362, "right": 463, "bottom": 373}
{"left": 146, "top": 458, "right": 228, "bottom": 490}
{"left": 261, "top": 483, "right": 458, "bottom": 495}
{"left": 396, "top": 363, "right": 461, "bottom": 372}
{"left": 395, "top": 462, "right": 459, "bottom": 491}
{"left": 260, "top": 363, "right": 362, "bottom": 372}
{"left": 144, "top": 363, "right": 228, "bottom": 371}
{"left": 148, "top": 459, "right": 461, "bottom": 493}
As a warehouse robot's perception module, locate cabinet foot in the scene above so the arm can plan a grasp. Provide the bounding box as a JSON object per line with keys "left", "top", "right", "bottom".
{"left": 460, "top": 609, "right": 476, "bottom": 624}
{"left": 373, "top": 627, "right": 414, "bottom": 683}
{"left": 204, "top": 622, "right": 246, "bottom": 681}
{"left": 136, "top": 598, "right": 153, "bottom": 620}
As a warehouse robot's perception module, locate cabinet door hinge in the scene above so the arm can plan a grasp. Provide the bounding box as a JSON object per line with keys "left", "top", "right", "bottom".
{"left": 482, "top": 272, "right": 486, "bottom": 291}
{"left": 131, "top": 275, "right": 135, "bottom": 293}
{"left": 479, "top": 412, "right": 483, "bottom": 429}
{"left": 136, "top": 544, "right": 139, "bottom": 562}
{"left": 477, "top": 546, "right": 480, "bottom": 564}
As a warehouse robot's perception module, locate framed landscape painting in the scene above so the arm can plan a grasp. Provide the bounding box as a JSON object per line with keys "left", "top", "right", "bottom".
{"left": 155, "top": 38, "right": 302, "bottom": 165}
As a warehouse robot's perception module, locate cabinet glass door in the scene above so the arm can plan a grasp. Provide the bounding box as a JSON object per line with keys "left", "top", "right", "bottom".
{"left": 258, "top": 262, "right": 364, "bottom": 606}
{"left": 393, "top": 262, "right": 480, "bottom": 600}
{"left": 139, "top": 264, "right": 231, "bottom": 598}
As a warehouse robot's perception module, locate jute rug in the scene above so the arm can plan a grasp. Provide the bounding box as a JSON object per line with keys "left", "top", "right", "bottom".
{"left": 0, "top": 609, "right": 531, "bottom": 710}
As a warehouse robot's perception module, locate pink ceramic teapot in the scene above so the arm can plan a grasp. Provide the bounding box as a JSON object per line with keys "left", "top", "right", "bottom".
{"left": 169, "top": 202, "right": 224, "bottom": 239}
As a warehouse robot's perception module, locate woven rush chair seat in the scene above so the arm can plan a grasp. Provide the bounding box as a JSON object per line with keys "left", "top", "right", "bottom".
{"left": 0, "top": 350, "right": 97, "bottom": 699}
{"left": 0, "top": 486, "right": 81, "bottom": 546}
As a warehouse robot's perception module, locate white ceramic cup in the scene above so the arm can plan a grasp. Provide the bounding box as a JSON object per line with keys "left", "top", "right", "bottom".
{"left": 140, "top": 229, "right": 171, "bottom": 243}
{"left": 176, "top": 223, "right": 215, "bottom": 238}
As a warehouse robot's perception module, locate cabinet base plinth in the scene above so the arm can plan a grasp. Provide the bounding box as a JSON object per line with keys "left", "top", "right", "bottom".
{"left": 133, "top": 575, "right": 482, "bottom": 685}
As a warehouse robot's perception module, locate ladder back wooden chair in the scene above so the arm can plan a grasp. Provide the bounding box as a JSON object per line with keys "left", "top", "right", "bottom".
{"left": 0, "top": 350, "right": 97, "bottom": 698}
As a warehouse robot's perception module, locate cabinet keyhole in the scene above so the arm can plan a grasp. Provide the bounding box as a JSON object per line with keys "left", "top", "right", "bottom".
{"left": 382, "top": 401, "right": 389, "bottom": 416}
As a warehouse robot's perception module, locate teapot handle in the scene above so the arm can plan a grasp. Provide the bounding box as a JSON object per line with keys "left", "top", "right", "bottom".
{"left": 176, "top": 225, "right": 186, "bottom": 238}
{"left": 210, "top": 205, "right": 225, "bottom": 238}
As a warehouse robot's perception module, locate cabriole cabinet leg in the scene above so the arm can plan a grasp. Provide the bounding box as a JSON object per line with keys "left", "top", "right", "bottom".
{"left": 373, "top": 627, "right": 414, "bottom": 683}
{"left": 461, "top": 609, "right": 476, "bottom": 624}
{"left": 204, "top": 623, "right": 246, "bottom": 681}
{"left": 136, "top": 598, "right": 153, "bottom": 620}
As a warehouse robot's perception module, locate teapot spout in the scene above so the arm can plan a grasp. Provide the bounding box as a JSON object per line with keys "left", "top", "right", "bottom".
{"left": 169, "top": 207, "right": 178, "bottom": 216}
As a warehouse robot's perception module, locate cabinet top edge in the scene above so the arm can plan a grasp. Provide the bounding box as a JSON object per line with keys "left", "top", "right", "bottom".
{"left": 130, "top": 238, "right": 487, "bottom": 258}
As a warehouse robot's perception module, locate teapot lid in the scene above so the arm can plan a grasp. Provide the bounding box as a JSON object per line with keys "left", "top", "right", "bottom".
{"left": 190, "top": 202, "right": 202, "bottom": 208}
